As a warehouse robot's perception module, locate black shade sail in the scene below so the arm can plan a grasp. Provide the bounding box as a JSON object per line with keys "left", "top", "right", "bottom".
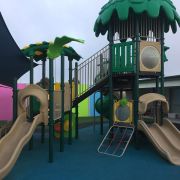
{"left": 0, "top": 12, "right": 38, "bottom": 87}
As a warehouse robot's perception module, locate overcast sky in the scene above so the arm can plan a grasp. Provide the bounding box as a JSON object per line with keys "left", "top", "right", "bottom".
{"left": 0, "top": 0, "right": 180, "bottom": 83}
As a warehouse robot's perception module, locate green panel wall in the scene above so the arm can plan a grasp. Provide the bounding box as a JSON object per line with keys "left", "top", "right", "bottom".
{"left": 73, "top": 84, "right": 89, "bottom": 117}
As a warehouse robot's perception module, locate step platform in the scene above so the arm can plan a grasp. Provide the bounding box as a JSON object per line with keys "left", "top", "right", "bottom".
{"left": 97, "top": 123, "right": 134, "bottom": 157}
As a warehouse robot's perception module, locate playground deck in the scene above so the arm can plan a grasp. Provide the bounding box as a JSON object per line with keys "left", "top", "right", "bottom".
{"left": 6, "top": 124, "right": 180, "bottom": 180}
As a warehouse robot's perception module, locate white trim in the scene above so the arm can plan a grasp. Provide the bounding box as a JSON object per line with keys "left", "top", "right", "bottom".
{"left": 140, "top": 79, "right": 180, "bottom": 89}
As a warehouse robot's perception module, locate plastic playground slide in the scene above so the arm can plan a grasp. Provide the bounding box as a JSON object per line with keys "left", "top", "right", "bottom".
{"left": 0, "top": 112, "right": 44, "bottom": 178}
{"left": 0, "top": 84, "right": 48, "bottom": 179}
{"left": 138, "top": 119, "right": 180, "bottom": 165}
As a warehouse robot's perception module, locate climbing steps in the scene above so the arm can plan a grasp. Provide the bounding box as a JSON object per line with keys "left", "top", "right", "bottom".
{"left": 98, "top": 124, "right": 134, "bottom": 157}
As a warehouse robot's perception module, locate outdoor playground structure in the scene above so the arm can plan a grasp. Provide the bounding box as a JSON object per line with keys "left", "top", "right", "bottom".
{"left": 0, "top": 0, "right": 180, "bottom": 179}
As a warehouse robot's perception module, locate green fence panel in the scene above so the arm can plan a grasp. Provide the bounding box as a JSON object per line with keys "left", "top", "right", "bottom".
{"left": 112, "top": 41, "right": 135, "bottom": 73}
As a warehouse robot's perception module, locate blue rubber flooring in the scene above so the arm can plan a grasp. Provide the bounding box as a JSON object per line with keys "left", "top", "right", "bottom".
{"left": 5, "top": 125, "right": 180, "bottom": 180}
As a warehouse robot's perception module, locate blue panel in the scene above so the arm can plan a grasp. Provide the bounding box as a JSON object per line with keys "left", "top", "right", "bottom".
{"left": 89, "top": 92, "right": 100, "bottom": 116}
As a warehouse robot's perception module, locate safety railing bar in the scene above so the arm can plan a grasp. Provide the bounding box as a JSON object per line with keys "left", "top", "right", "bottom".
{"left": 78, "top": 44, "right": 109, "bottom": 67}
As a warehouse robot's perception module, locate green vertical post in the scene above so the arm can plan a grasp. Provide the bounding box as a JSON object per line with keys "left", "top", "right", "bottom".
{"left": 41, "top": 58, "right": 46, "bottom": 144}
{"left": 160, "top": 18, "right": 165, "bottom": 126}
{"left": 68, "top": 58, "right": 73, "bottom": 145}
{"left": 75, "top": 62, "right": 79, "bottom": 139}
{"left": 13, "top": 77, "right": 18, "bottom": 122}
{"left": 100, "top": 54, "right": 104, "bottom": 134}
{"left": 100, "top": 91, "right": 103, "bottom": 135}
{"left": 29, "top": 56, "right": 34, "bottom": 150}
{"left": 30, "top": 56, "right": 34, "bottom": 84}
{"left": 93, "top": 92, "right": 96, "bottom": 133}
{"left": 133, "top": 77, "right": 139, "bottom": 129}
{"left": 160, "top": 20, "right": 165, "bottom": 96}
{"left": 42, "top": 58, "right": 46, "bottom": 85}
{"left": 49, "top": 58, "right": 54, "bottom": 162}
{"left": 155, "top": 76, "right": 159, "bottom": 123}
{"left": 60, "top": 55, "right": 65, "bottom": 152}
{"left": 133, "top": 17, "right": 140, "bottom": 129}
{"left": 108, "top": 25, "right": 114, "bottom": 127}
{"left": 133, "top": 17, "right": 140, "bottom": 148}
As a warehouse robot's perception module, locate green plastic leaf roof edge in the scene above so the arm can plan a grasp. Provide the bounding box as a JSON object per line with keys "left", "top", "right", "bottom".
{"left": 94, "top": 0, "right": 180, "bottom": 37}
{"left": 21, "top": 36, "right": 84, "bottom": 61}
{"left": 47, "top": 36, "right": 84, "bottom": 59}
{"left": 21, "top": 41, "right": 49, "bottom": 61}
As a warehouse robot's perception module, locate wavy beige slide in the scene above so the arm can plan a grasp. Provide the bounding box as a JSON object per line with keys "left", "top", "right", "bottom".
{"left": 138, "top": 119, "right": 180, "bottom": 165}
{"left": 0, "top": 85, "right": 48, "bottom": 179}
{"left": 0, "top": 113, "right": 44, "bottom": 178}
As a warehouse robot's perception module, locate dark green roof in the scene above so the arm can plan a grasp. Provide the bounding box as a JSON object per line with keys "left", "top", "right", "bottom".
{"left": 94, "top": 0, "right": 180, "bottom": 36}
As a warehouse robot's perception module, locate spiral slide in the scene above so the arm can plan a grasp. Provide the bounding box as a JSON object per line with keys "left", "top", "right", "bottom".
{"left": 0, "top": 85, "right": 48, "bottom": 179}
{"left": 138, "top": 119, "right": 180, "bottom": 165}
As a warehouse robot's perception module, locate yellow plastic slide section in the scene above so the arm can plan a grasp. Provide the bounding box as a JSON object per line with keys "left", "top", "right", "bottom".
{"left": 0, "top": 113, "right": 44, "bottom": 179}
{"left": 138, "top": 119, "right": 180, "bottom": 165}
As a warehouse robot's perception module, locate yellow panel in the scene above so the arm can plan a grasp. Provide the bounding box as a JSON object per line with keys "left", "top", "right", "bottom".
{"left": 113, "top": 100, "right": 133, "bottom": 124}
{"left": 54, "top": 83, "right": 60, "bottom": 91}
{"left": 54, "top": 82, "right": 75, "bottom": 100}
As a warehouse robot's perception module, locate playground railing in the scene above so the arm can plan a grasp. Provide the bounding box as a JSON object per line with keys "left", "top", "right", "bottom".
{"left": 73, "top": 45, "right": 110, "bottom": 97}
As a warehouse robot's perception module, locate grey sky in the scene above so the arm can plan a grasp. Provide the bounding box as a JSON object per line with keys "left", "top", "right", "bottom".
{"left": 0, "top": 0, "right": 180, "bottom": 83}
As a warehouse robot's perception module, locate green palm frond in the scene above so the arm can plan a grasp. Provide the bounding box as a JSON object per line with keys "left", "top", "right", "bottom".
{"left": 47, "top": 36, "right": 84, "bottom": 59}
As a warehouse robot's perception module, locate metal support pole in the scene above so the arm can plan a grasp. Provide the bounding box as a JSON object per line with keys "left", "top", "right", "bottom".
{"left": 160, "top": 23, "right": 165, "bottom": 96}
{"left": 60, "top": 56, "right": 65, "bottom": 151}
{"left": 155, "top": 76, "right": 159, "bottom": 123}
{"left": 29, "top": 56, "right": 34, "bottom": 150}
{"left": 108, "top": 25, "right": 114, "bottom": 127}
{"left": 133, "top": 17, "right": 140, "bottom": 147}
{"left": 100, "top": 91, "right": 103, "bottom": 135}
{"left": 68, "top": 59, "right": 73, "bottom": 145}
{"left": 93, "top": 92, "right": 96, "bottom": 133}
{"left": 133, "top": 17, "right": 140, "bottom": 129}
{"left": 75, "top": 105, "right": 79, "bottom": 139}
{"left": 30, "top": 56, "right": 34, "bottom": 84}
{"left": 41, "top": 58, "right": 46, "bottom": 144}
{"left": 42, "top": 58, "right": 46, "bottom": 86}
{"left": 49, "top": 58, "right": 54, "bottom": 162}
{"left": 75, "top": 62, "right": 79, "bottom": 139}
{"left": 160, "top": 19, "right": 165, "bottom": 126}
{"left": 13, "top": 77, "right": 18, "bottom": 122}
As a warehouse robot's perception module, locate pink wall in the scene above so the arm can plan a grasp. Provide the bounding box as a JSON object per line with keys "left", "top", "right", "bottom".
{"left": 0, "top": 84, "right": 26, "bottom": 121}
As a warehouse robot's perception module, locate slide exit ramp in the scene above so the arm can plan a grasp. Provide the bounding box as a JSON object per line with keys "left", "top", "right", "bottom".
{"left": 138, "top": 119, "right": 180, "bottom": 165}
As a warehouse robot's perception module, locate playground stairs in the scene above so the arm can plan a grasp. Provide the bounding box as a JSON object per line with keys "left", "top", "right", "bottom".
{"left": 97, "top": 123, "right": 134, "bottom": 157}
{"left": 72, "top": 41, "right": 138, "bottom": 106}
{"left": 73, "top": 45, "right": 110, "bottom": 106}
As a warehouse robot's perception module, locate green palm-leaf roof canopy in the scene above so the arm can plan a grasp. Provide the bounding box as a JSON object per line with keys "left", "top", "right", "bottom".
{"left": 47, "top": 36, "right": 84, "bottom": 59}
{"left": 22, "top": 37, "right": 84, "bottom": 61}
{"left": 22, "top": 42, "right": 49, "bottom": 61}
{"left": 94, "top": 0, "right": 180, "bottom": 37}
